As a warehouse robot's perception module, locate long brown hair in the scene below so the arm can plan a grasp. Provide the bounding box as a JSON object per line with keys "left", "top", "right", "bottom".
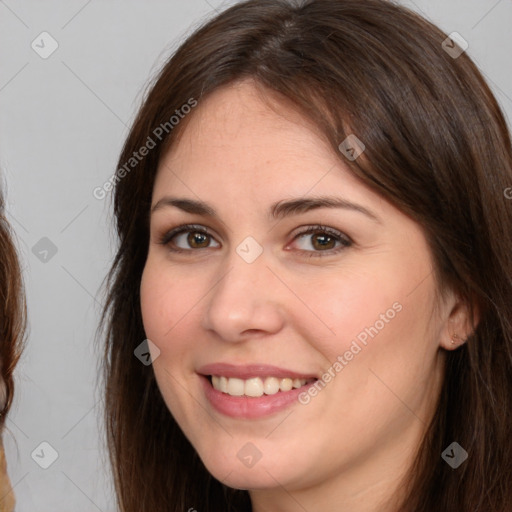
{"left": 0, "top": 185, "right": 26, "bottom": 429}
{"left": 100, "top": 0, "right": 512, "bottom": 510}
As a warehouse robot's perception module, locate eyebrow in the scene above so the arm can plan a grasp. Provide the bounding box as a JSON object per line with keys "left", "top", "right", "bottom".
{"left": 151, "top": 195, "right": 381, "bottom": 223}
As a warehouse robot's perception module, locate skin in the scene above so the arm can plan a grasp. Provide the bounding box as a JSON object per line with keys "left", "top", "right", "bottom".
{"left": 140, "top": 79, "right": 473, "bottom": 512}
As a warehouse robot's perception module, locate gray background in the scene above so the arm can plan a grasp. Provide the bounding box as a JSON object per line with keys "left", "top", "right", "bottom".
{"left": 0, "top": 1, "right": 510, "bottom": 510}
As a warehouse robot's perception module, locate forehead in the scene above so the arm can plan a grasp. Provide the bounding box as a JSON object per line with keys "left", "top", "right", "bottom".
{"left": 154, "top": 81, "right": 365, "bottom": 200}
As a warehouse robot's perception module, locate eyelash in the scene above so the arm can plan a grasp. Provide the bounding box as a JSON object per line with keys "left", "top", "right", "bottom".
{"left": 157, "top": 223, "right": 353, "bottom": 258}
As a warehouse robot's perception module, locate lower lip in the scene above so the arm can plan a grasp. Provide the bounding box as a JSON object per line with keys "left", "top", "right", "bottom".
{"left": 201, "top": 376, "right": 315, "bottom": 419}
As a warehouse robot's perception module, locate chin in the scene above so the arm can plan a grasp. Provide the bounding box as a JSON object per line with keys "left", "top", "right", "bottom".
{"left": 198, "top": 446, "right": 295, "bottom": 490}
{"left": 210, "top": 464, "right": 286, "bottom": 491}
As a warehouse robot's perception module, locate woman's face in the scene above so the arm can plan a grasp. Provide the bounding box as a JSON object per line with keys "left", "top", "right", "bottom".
{"left": 140, "top": 80, "right": 454, "bottom": 506}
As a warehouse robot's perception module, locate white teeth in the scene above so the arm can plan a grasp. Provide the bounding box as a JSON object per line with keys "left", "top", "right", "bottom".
{"left": 211, "top": 375, "right": 309, "bottom": 396}
{"left": 263, "top": 377, "right": 280, "bottom": 395}
{"left": 219, "top": 376, "right": 228, "bottom": 393}
{"left": 245, "top": 377, "right": 264, "bottom": 397}
{"left": 227, "top": 377, "right": 245, "bottom": 396}
{"left": 279, "top": 378, "right": 293, "bottom": 392}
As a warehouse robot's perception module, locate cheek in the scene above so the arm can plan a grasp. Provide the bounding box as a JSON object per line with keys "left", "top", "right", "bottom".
{"left": 291, "top": 266, "right": 402, "bottom": 349}
{"left": 316, "top": 272, "right": 437, "bottom": 426}
{"left": 139, "top": 260, "right": 198, "bottom": 354}
{"left": 140, "top": 264, "right": 168, "bottom": 341}
{"left": 293, "top": 251, "right": 436, "bottom": 385}
{"left": 139, "top": 260, "right": 202, "bottom": 422}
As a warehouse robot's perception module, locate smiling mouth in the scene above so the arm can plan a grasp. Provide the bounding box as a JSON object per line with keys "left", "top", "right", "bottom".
{"left": 208, "top": 375, "right": 317, "bottom": 397}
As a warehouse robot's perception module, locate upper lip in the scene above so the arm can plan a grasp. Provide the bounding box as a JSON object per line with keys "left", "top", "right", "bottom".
{"left": 197, "top": 363, "right": 318, "bottom": 380}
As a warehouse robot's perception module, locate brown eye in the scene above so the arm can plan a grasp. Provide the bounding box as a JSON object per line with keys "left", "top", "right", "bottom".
{"left": 160, "top": 224, "right": 220, "bottom": 251}
{"left": 187, "top": 231, "right": 210, "bottom": 248}
{"left": 310, "top": 233, "right": 337, "bottom": 250}
{"left": 291, "top": 225, "right": 352, "bottom": 257}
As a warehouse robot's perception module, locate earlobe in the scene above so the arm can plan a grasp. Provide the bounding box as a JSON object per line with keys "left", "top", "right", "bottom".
{"left": 449, "top": 332, "right": 465, "bottom": 347}
{"left": 442, "top": 296, "right": 479, "bottom": 350}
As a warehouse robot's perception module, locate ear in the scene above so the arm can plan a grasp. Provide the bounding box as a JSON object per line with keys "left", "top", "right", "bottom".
{"left": 440, "top": 294, "right": 479, "bottom": 351}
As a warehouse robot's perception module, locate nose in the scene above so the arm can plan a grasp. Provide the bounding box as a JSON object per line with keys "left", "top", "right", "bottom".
{"left": 201, "top": 246, "right": 286, "bottom": 343}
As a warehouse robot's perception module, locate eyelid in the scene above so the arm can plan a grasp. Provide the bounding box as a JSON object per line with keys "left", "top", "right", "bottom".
{"left": 290, "top": 224, "right": 351, "bottom": 242}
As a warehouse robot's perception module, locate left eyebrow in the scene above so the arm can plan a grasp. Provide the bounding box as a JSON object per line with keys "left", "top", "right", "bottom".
{"left": 270, "top": 196, "right": 382, "bottom": 224}
{"left": 150, "top": 195, "right": 381, "bottom": 224}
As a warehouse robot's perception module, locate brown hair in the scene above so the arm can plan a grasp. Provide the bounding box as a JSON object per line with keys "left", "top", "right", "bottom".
{"left": 0, "top": 186, "right": 26, "bottom": 428}
{"left": 100, "top": 0, "right": 512, "bottom": 510}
